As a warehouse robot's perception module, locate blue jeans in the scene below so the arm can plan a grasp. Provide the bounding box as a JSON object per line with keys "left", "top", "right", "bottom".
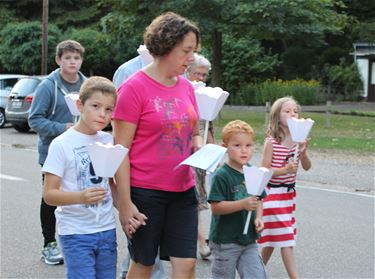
{"left": 59, "top": 229, "right": 117, "bottom": 279}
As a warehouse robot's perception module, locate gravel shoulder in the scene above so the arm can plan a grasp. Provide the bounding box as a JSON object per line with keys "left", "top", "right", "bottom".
{"left": 297, "top": 149, "right": 374, "bottom": 195}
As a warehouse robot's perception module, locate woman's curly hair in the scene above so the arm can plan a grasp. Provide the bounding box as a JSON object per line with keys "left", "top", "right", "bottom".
{"left": 144, "top": 12, "right": 200, "bottom": 57}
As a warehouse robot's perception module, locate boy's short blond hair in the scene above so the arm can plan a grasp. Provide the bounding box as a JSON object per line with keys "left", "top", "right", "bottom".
{"left": 79, "top": 76, "right": 117, "bottom": 105}
{"left": 222, "top": 120, "right": 254, "bottom": 145}
{"left": 56, "top": 40, "right": 85, "bottom": 58}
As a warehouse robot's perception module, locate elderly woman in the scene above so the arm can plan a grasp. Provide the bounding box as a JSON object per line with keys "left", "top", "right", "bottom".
{"left": 186, "top": 53, "right": 214, "bottom": 260}
{"left": 112, "top": 12, "right": 202, "bottom": 279}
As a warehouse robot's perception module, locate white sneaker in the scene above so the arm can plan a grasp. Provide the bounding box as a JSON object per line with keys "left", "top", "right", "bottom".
{"left": 40, "top": 242, "right": 64, "bottom": 265}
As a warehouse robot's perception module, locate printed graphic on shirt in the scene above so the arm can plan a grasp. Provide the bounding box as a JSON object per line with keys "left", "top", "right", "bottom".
{"left": 231, "top": 183, "right": 248, "bottom": 200}
{"left": 73, "top": 145, "right": 109, "bottom": 208}
{"left": 152, "top": 96, "right": 196, "bottom": 158}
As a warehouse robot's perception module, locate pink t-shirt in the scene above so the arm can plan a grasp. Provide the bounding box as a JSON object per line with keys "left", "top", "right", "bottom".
{"left": 113, "top": 71, "right": 199, "bottom": 192}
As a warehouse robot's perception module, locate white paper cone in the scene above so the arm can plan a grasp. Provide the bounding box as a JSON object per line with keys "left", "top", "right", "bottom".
{"left": 195, "top": 87, "right": 230, "bottom": 121}
{"left": 190, "top": 80, "right": 206, "bottom": 90}
{"left": 287, "top": 118, "right": 314, "bottom": 143}
{"left": 243, "top": 211, "right": 251, "bottom": 234}
{"left": 137, "top": 45, "right": 153, "bottom": 66}
{"left": 64, "top": 94, "right": 80, "bottom": 116}
{"left": 176, "top": 144, "right": 227, "bottom": 173}
{"left": 243, "top": 166, "right": 273, "bottom": 196}
{"left": 87, "top": 143, "right": 129, "bottom": 178}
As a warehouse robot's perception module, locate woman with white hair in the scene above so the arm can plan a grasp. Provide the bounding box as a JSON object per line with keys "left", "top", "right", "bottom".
{"left": 186, "top": 53, "right": 214, "bottom": 260}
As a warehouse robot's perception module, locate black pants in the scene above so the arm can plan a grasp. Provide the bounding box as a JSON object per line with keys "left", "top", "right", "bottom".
{"left": 41, "top": 172, "right": 56, "bottom": 246}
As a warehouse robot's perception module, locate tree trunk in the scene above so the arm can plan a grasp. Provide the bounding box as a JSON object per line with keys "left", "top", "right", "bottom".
{"left": 211, "top": 29, "right": 222, "bottom": 87}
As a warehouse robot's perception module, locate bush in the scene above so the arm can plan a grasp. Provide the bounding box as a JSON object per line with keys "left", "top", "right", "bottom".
{"left": 324, "top": 59, "right": 363, "bottom": 101}
{"left": 64, "top": 28, "right": 115, "bottom": 77}
{"left": 236, "top": 79, "right": 321, "bottom": 105}
{"left": 221, "top": 34, "right": 280, "bottom": 96}
{"left": 0, "top": 21, "right": 61, "bottom": 74}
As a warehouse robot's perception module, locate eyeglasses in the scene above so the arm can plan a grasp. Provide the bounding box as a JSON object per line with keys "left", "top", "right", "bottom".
{"left": 191, "top": 72, "right": 208, "bottom": 79}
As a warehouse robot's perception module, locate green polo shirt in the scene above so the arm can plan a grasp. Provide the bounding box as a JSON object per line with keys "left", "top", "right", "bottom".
{"left": 208, "top": 163, "right": 267, "bottom": 246}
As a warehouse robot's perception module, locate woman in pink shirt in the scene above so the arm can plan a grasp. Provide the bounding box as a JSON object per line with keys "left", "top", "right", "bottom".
{"left": 112, "top": 12, "right": 202, "bottom": 279}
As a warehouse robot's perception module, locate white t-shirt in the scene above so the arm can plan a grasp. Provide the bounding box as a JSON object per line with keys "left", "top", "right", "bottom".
{"left": 42, "top": 128, "right": 116, "bottom": 235}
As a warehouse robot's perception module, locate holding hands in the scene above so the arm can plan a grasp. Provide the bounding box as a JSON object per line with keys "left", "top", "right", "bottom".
{"left": 120, "top": 202, "right": 148, "bottom": 238}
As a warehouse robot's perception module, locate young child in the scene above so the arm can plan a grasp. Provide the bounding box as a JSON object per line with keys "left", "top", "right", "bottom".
{"left": 257, "top": 96, "right": 311, "bottom": 279}
{"left": 208, "top": 120, "right": 267, "bottom": 279}
{"left": 29, "top": 39, "right": 86, "bottom": 265}
{"left": 42, "top": 76, "right": 118, "bottom": 279}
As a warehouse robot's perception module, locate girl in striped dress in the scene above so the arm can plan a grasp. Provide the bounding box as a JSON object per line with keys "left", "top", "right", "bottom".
{"left": 258, "top": 96, "right": 311, "bottom": 279}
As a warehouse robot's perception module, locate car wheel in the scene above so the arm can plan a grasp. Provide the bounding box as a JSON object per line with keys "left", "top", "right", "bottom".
{"left": 0, "top": 108, "right": 5, "bottom": 128}
{"left": 13, "top": 123, "right": 30, "bottom": 133}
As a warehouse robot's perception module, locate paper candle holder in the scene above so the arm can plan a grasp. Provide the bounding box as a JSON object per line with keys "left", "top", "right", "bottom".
{"left": 190, "top": 80, "right": 206, "bottom": 91}
{"left": 287, "top": 118, "right": 315, "bottom": 143}
{"left": 64, "top": 93, "right": 80, "bottom": 116}
{"left": 87, "top": 142, "right": 129, "bottom": 178}
{"left": 176, "top": 144, "right": 227, "bottom": 173}
{"left": 195, "top": 86, "right": 229, "bottom": 121}
{"left": 242, "top": 165, "right": 272, "bottom": 235}
{"left": 243, "top": 166, "right": 272, "bottom": 196}
{"left": 137, "top": 44, "right": 154, "bottom": 66}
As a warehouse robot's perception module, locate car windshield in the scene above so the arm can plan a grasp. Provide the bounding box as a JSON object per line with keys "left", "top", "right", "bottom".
{"left": 11, "top": 78, "right": 41, "bottom": 97}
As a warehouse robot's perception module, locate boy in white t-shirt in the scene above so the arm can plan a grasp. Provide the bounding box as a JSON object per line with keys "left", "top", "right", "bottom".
{"left": 42, "top": 76, "right": 118, "bottom": 279}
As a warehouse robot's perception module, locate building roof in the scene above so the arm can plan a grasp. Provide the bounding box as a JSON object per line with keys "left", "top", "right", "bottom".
{"left": 351, "top": 43, "right": 375, "bottom": 58}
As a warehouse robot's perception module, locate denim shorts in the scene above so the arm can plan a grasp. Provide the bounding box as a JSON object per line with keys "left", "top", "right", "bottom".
{"left": 210, "top": 242, "right": 267, "bottom": 279}
{"left": 59, "top": 229, "right": 117, "bottom": 279}
{"left": 128, "top": 186, "right": 198, "bottom": 265}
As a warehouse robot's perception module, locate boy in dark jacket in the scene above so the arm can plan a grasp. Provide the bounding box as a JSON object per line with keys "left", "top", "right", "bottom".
{"left": 28, "top": 40, "right": 86, "bottom": 265}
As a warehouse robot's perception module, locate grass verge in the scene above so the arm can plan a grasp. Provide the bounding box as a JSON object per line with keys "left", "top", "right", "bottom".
{"left": 213, "top": 108, "right": 375, "bottom": 153}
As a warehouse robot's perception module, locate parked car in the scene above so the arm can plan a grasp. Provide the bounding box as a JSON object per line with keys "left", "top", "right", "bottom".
{"left": 5, "top": 76, "right": 45, "bottom": 132}
{"left": 0, "top": 74, "right": 27, "bottom": 128}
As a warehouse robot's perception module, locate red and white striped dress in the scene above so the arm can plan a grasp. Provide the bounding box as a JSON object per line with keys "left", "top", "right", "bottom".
{"left": 258, "top": 136, "right": 298, "bottom": 248}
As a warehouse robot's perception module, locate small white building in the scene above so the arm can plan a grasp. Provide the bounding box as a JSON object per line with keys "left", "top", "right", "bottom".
{"left": 353, "top": 43, "right": 375, "bottom": 102}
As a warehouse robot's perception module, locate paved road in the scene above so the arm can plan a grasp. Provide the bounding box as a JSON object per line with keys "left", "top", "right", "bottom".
{"left": 1, "top": 126, "right": 374, "bottom": 278}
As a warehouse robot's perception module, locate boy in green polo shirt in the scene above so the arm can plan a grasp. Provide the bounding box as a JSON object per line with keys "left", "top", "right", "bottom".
{"left": 208, "top": 120, "right": 267, "bottom": 279}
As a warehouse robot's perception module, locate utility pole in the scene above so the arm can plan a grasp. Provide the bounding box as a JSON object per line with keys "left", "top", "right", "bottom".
{"left": 41, "top": 0, "right": 49, "bottom": 75}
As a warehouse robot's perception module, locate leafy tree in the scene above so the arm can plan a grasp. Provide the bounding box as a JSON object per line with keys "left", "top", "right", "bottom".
{"left": 281, "top": 47, "right": 315, "bottom": 80}
{"left": 0, "top": 0, "right": 365, "bottom": 101}
{"left": 64, "top": 28, "right": 115, "bottom": 77}
{"left": 221, "top": 34, "right": 280, "bottom": 94}
{"left": 1, "top": 0, "right": 105, "bottom": 30}
{"left": 99, "top": 0, "right": 349, "bottom": 88}
{"left": 0, "top": 21, "right": 61, "bottom": 74}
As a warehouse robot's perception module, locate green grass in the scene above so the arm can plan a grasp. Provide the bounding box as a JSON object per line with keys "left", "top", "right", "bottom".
{"left": 213, "top": 108, "right": 375, "bottom": 153}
